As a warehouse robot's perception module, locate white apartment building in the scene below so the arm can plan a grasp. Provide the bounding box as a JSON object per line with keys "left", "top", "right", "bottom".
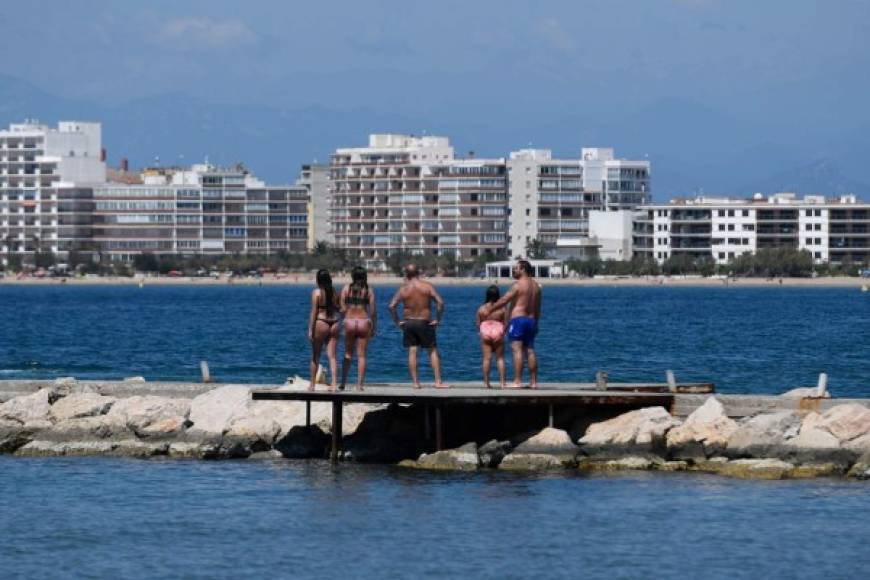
{"left": 93, "top": 163, "right": 308, "bottom": 261}
{"left": 0, "top": 120, "right": 105, "bottom": 264}
{"left": 507, "top": 147, "right": 650, "bottom": 258}
{"left": 330, "top": 134, "right": 650, "bottom": 266}
{"left": 634, "top": 193, "right": 869, "bottom": 265}
{"left": 329, "top": 134, "right": 508, "bottom": 267}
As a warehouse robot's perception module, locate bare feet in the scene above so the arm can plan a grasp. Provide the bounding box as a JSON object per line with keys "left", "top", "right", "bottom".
{"left": 530, "top": 383, "right": 539, "bottom": 390}
{"left": 328, "top": 384, "right": 338, "bottom": 392}
{"left": 413, "top": 383, "right": 423, "bottom": 389}
{"left": 484, "top": 382, "right": 492, "bottom": 389}
{"left": 307, "top": 384, "right": 315, "bottom": 392}
{"left": 499, "top": 382, "right": 506, "bottom": 389}
{"left": 434, "top": 383, "right": 450, "bottom": 389}
{"left": 356, "top": 384, "right": 364, "bottom": 392}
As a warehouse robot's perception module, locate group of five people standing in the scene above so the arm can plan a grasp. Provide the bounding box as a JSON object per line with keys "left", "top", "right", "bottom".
{"left": 308, "top": 260, "right": 542, "bottom": 391}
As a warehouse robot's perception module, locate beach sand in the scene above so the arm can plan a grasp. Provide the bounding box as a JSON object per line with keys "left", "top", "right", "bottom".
{"left": 1, "top": 274, "right": 868, "bottom": 288}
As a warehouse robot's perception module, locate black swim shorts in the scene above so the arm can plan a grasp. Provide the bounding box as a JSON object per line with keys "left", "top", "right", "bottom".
{"left": 402, "top": 319, "right": 437, "bottom": 348}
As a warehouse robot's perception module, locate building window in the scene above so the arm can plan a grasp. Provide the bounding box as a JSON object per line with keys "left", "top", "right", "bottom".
{"left": 727, "top": 224, "right": 735, "bottom": 231}
{"left": 806, "top": 210, "right": 813, "bottom": 217}
{"left": 718, "top": 210, "right": 725, "bottom": 217}
{"left": 742, "top": 210, "right": 749, "bottom": 217}
{"left": 728, "top": 210, "right": 735, "bottom": 217}
{"left": 718, "top": 252, "right": 725, "bottom": 259}
{"left": 805, "top": 224, "right": 812, "bottom": 231}
{"left": 718, "top": 224, "right": 725, "bottom": 231}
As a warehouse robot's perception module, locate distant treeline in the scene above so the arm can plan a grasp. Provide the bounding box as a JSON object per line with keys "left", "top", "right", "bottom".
{"left": 2, "top": 246, "right": 865, "bottom": 278}
{"left": 567, "top": 248, "right": 867, "bottom": 278}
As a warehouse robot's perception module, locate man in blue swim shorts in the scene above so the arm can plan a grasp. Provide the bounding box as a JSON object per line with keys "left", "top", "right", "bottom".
{"left": 487, "top": 259, "right": 542, "bottom": 389}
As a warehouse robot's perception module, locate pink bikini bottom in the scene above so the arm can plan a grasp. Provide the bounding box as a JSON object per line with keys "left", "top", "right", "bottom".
{"left": 480, "top": 320, "right": 505, "bottom": 342}
{"left": 344, "top": 318, "right": 371, "bottom": 336}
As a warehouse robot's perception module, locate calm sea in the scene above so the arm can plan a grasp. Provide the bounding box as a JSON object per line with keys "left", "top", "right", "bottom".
{"left": 2, "top": 285, "right": 870, "bottom": 578}
{"left": 1, "top": 284, "right": 868, "bottom": 395}
{"left": 2, "top": 457, "right": 870, "bottom": 579}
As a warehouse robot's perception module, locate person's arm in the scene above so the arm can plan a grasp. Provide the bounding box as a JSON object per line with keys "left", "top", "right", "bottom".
{"left": 339, "top": 287, "right": 348, "bottom": 314}
{"left": 369, "top": 288, "right": 378, "bottom": 336}
{"left": 534, "top": 284, "right": 542, "bottom": 335}
{"left": 476, "top": 306, "right": 484, "bottom": 329}
{"left": 430, "top": 285, "right": 444, "bottom": 325}
{"left": 307, "top": 289, "right": 318, "bottom": 341}
{"left": 490, "top": 284, "right": 517, "bottom": 312}
{"left": 388, "top": 287, "right": 403, "bottom": 327}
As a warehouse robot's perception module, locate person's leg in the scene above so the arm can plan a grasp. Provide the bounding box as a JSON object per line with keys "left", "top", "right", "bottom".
{"left": 310, "top": 322, "right": 326, "bottom": 391}
{"left": 527, "top": 346, "right": 538, "bottom": 389}
{"left": 340, "top": 328, "right": 355, "bottom": 391}
{"left": 408, "top": 346, "right": 421, "bottom": 388}
{"left": 510, "top": 340, "right": 524, "bottom": 388}
{"left": 356, "top": 328, "right": 370, "bottom": 390}
{"left": 326, "top": 325, "right": 339, "bottom": 391}
{"left": 429, "top": 347, "right": 449, "bottom": 388}
{"left": 495, "top": 340, "right": 506, "bottom": 388}
{"left": 481, "top": 340, "right": 493, "bottom": 388}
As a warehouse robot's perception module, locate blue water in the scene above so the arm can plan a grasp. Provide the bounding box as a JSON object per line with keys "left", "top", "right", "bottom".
{"left": 1, "top": 457, "right": 869, "bottom": 579}
{"left": 1, "top": 285, "right": 868, "bottom": 395}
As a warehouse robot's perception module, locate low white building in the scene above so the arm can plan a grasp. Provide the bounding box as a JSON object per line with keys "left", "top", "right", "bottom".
{"left": 485, "top": 259, "right": 566, "bottom": 279}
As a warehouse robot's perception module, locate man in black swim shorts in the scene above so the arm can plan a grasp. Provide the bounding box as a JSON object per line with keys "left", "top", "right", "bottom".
{"left": 388, "top": 264, "right": 449, "bottom": 389}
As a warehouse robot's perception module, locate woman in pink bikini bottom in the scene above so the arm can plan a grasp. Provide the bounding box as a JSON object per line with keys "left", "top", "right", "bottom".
{"left": 339, "top": 266, "right": 377, "bottom": 391}
{"left": 476, "top": 285, "right": 508, "bottom": 388}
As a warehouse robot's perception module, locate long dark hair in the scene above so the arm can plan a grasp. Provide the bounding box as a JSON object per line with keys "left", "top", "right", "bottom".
{"left": 350, "top": 266, "right": 368, "bottom": 301}
{"left": 316, "top": 269, "right": 336, "bottom": 316}
{"left": 485, "top": 285, "right": 500, "bottom": 304}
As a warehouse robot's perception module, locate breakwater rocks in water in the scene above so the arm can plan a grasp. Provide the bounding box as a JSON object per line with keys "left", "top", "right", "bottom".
{"left": 2, "top": 380, "right": 870, "bottom": 479}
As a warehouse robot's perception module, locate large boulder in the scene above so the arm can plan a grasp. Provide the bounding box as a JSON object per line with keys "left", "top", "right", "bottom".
{"left": 0, "top": 420, "right": 39, "bottom": 453}
{"left": 186, "top": 385, "right": 252, "bottom": 438}
{"left": 412, "top": 442, "right": 480, "bottom": 471}
{"left": 49, "top": 393, "right": 115, "bottom": 422}
{"left": 0, "top": 388, "right": 54, "bottom": 425}
{"left": 808, "top": 404, "right": 870, "bottom": 444}
{"left": 579, "top": 407, "right": 679, "bottom": 457}
{"left": 35, "top": 414, "right": 130, "bottom": 442}
{"left": 847, "top": 452, "right": 870, "bottom": 479}
{"left": 16, "top": 439, "right": 167, "bottom": 458}
{"left": 107, "top": 396, "right": 190, "bottom": 439}
{"left": 478, "top": 439, "right": 512, "bottom": 468}
{"left": 726, "top": 411, "right": 802, "bottom": 458}
{"left": 274, "top": 425, "right": 329, "bottom": 458}
{"left": 666, "top": 397, "right": 738, "bottom": 459}
{"left": 500, "top": 428, "right": 578, "bottom": 470}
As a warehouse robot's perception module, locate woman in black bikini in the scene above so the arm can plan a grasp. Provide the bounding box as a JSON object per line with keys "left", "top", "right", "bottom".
{"left": 339, "top": 266, "right": 377, "bottom": 391}
{"left": 308, "top": 269, "right": 340, "bottom": 391}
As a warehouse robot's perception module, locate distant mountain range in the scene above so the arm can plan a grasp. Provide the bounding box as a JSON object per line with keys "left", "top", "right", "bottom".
{"left": 1, "top": 73, "right": 867, "bottom": 200}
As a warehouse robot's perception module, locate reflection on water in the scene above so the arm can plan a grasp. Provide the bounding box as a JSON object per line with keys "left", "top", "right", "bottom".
{"left": 1, "top": 457, "right": 869, "bottom": 579}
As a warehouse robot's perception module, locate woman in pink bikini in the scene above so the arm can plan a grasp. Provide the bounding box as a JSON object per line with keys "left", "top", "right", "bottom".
{"left": 476, "top": 285, "right": 508, "bottom": 389}
{"left": 339, "top": 266, "right": 377, "bottom": 391}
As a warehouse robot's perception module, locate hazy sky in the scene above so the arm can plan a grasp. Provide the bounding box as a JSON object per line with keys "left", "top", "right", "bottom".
{"left": 3, "top": 1, "right": 869, "bottom": 194}
{"left": 4, "top": 0, "right": 869, "bottom": 127}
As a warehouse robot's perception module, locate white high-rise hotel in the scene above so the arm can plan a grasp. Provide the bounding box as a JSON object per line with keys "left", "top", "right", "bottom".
{"left": 329, "top": 134, "right": 650, "bottom": 265}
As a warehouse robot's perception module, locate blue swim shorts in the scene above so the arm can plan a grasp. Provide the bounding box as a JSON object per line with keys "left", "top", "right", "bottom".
{"left": 508, "top": 316, "right": 537, "bottom": 347}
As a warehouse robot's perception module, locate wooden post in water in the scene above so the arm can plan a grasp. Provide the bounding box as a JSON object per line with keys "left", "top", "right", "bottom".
{"left": 200, "top": 361, "right": 211, "bottom": 383}
{"left": 330, "top": 400, "right": 343, "bottom": 462}
{"left": 816, "top": 373, "right": 829, "bottom": 398}
{"left": 595, "top": 370, "right": 608, "bottom": 390}
{"left": 305, "top": 400, "right": 311, "bottom": 427}
{"left": 548, "top": 404, "right": 554, "bottom": 428}
{"left": 666, "top": 370, "right": 677, "bottom": 393}
{"left": 435, "top": 406, "right": 444, "bottom": 451}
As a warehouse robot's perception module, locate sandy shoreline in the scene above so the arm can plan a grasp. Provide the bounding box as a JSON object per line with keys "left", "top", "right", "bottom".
{"left": 1, "top": 274, "right": 868, "bottom": 287}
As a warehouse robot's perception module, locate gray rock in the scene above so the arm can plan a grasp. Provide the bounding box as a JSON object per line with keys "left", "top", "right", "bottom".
{"left": 579, "top": 407, "right": 679, "bottom": 457}
{"left": 780, "top": 387, "right": 831, "bottom": 399}
{"left": 720, "top": 458, "right": 795, "bottom": 480}
{"left": 49, "top": 393, "right": 116, "bottom": 422}
{"left": 499, "top": 453, "right": 566, "bottom": 470}
{"left": 667, "top": 397, "right": 738, "bottom": 459}
{"left": 726, "top": 411, "right": 802, "bottom": 458}
{"left": 414, "top": 443, "right": 479, "bottom": 471}
{"left": 847, "top": 452, "right": 870, "bottom": 479}
{"left": 107, "top": 396, "right": 190, "bottom": 439}
{"left": 0, "top": 419, "right": 39, "bottom": 453}
{"left": 187, "top": 385, "right": 252, "bottom": 437}
{"left": 0, "top": 388, "right": 54, "bottom": 424}
{"left": 499, "top": 428, "right": 578, "bottom": 470}
{"left": 807, "top": 404, "right": 870, "bottom": 444}
{"left": 36, "top": 414, "right": 130, "bottom": 442}
{"left": 15, "top": 439, "right": 167, "bottom": 457}
{"left": 579, "top": 456, "right": 663, "bottom": 472}
{"left": 478, "top": 439, "right": 512, "bottom": 468}
{"left": 274, "top": 425, "right": 329, "bottom": 459}
{"left": 248, "top": 449, "right": 284, "bottom": 460}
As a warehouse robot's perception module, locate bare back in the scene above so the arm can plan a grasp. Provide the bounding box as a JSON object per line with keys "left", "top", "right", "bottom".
{"left": 395, "top": 279, "right": 440, "bottom": 320}
{"left": 510, "top": 276, "right": 541, "bottom": 319}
